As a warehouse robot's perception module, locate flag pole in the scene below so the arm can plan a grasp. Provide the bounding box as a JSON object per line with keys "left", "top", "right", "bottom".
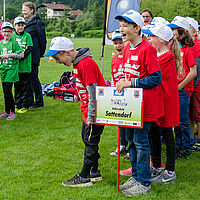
{"left": 3, "top": 0, "right": 6, "bottom": 21}
{"left": 101, "top": 0, "right": 108, "bottom": 74}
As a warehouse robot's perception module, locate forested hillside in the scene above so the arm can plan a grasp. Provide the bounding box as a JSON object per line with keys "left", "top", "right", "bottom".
{"left": 0, "top": 0, "right": 199, "bottom": 38}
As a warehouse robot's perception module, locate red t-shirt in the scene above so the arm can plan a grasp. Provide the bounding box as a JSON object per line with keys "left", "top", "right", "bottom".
{"left": 157, "top": 51, "right": 180, "bottom": 127}
{"left": 73, "top": 56, "right": 106, "bottom": 123}
{"left": 123, "top": 39, "right": 163, "bottom": 122}
{"left": 193, "top": 38, "right": 200, "bottom": 92}
{"left": 194, "top": 38, "right": 200, "bottom": 58}
{"left": 178, "top": 46, "right": 196, "bottom": 96}
{"left": 111, "top": 54, "right": 124, "bottom": 85}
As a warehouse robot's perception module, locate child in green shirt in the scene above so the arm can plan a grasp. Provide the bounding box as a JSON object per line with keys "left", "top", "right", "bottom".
{"left": 0, "top": 22, "right": 23, "bottom": 120}
{"left": 13, "top": 16, "right": 33, "bottom": 113}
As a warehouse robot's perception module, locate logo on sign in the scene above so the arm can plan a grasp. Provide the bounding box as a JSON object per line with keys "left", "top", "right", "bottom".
{"left": 134, "top": 90, "right": 140, "bottom": 98}
{"left": 98, "top": 88, "right": 104, "bottom": 96}
{"left": 114, "top": 89, "right": 124, "bottom": 96}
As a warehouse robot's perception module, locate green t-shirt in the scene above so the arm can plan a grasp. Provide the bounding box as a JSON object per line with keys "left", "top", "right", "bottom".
{"left": 0, "top": 38, "right": 23, "bottom": 82}
{"left": 12, "top": 31, "right": 33, "bottom": 73}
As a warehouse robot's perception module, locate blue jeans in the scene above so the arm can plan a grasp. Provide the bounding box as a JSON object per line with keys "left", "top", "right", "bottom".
{"left": 174, "top": 89, "right": 191, "bottom": 152}
{"left": 126, "top": 122, "right": 151, "bottom": 186}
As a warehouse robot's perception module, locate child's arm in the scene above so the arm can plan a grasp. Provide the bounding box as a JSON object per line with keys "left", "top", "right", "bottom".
{"left": 178, "top": 65, "right": 197, "bottom": 90}
{"left": 20, "top": 46, "right": 33, "bottom": 61}
{"left": 116, "top": 71, "right": 162, "bottom": 93}
{"left": 0, "top": 52, "right": 24, "bottom": 59}
{"left": 86, "top": 83, "right": 97, "bottom": 126}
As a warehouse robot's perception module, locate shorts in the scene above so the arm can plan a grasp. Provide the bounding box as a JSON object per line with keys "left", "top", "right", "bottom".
{"left": 189, "top": 92, "right": 200, "bottom": 122}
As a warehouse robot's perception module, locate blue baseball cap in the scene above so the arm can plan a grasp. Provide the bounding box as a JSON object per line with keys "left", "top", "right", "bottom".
{"left": 44, "top": 37, "right": 74, "bottom": 57}
{"left": 112, "top": 29, "right": 122, "bottom": 41}
{"left": 115, "top": 9, "right": 144, "bottom": 28}
{"left": 168, "top": 16, "right": 190, "bottom": 31}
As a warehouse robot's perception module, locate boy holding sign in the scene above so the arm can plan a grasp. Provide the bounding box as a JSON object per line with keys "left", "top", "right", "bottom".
{"left": 115, "top": 10, "right": 162, "bottom": 196}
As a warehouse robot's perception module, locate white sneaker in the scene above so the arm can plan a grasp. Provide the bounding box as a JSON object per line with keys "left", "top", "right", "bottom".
{"left": 119, "top": 177, "right": 138, "bottom": 191}
{"left": 110, "top": 145, "right": 128, "bottom": 156}
{"left": 123, "top": 182, "right": 152, "bottom": 196}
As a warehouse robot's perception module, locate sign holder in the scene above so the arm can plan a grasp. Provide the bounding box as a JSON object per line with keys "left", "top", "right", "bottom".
{"left": 95, "top": 86, "right": 143, "bottom": 192}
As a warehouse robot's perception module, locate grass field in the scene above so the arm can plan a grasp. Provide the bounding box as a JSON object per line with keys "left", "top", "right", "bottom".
{"left": 0, "top": 38, "right": 200, "bottom": 200}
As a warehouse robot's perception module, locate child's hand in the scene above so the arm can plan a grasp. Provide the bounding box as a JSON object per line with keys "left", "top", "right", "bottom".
{"left": 87, "top": 121, "right": 95, "bottom": 126}
{"left": 116, "top": 79, "right": 131, "bottom": 93}
{"left": 1, "top": 54, "right": 9, "bottom": 59}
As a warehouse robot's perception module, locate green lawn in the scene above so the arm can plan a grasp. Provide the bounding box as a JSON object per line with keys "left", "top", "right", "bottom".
{"left": 0, "top": 38, "right": 200, "bottom": 200}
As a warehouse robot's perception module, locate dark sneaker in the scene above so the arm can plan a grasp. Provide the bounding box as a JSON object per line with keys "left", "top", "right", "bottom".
{"left": 123, "top": 182, "right": 152, "bottom": 196}
{"left": 151, "top": 170, "right": 176, "bottom": 183}
{"left": 62, "top": 173, "right": 93, "bottom": 187}
{"left": 192, "top": 143, "right": 200, "bottom": 152}
{"left": 150, "top": 167, "right": 164, "bottom": 178}
{"left": 175, "top": 149, "right": 184, "bottom": 159}
{"left": 110, "top": 145, "right": 128, "bottom": 156}
{"left": 182, "top": 150, "right": 192, "bottom": 159}
{"left": 89, "top": 170, "right": 103, "bottom": 182}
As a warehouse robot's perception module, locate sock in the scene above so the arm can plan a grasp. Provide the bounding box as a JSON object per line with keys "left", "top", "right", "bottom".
{"left": 191, "top": 138, "right": 195, "bottom": 143}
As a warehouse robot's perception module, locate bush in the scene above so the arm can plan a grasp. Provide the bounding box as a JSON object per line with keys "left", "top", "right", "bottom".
{"left": 46, "top": 31, "right": 63, "bottom": 38}
{"left": 82, "top": 29, "right": 103, "bottom": 38}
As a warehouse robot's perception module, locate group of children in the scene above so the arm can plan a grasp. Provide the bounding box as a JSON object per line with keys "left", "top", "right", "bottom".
{"left": 2, "top": 8, "right": 197, "bottom": 197}
{"left": 108, "top": 10, "right": 200, "bottom": 196}
{"left": 0, "top": 16, "right": 33, "bottom": 120}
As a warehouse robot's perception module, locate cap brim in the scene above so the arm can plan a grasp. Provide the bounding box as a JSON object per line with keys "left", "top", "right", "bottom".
{"left": 115, "top": 15, "right": 136, "bottom": 24}
{"left": 112, "top": 36, "right": 122, "bottom": 41}
{"left": 167, "top": 24, "right": 180, "bottom": 29}
{"left": 43, "top": 50, "right": 60, "bottom": 57}
{"left": 1, "top": 26, "right": 13, "bottom": 30}
{"left": 142, "top": 29, "right": 154, "bottom": 36}
{"left": 14, "top": 21, "right": 25, "bottom": 24}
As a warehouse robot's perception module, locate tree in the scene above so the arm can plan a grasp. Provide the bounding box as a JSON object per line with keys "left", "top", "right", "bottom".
{"left": 5, "top": 6, "right": 19, "bottom": 21}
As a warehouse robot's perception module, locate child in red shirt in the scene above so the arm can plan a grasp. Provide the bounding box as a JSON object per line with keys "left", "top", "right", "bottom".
{"left": 44, "top": 37, "right": 106, "bottom": 187}
{"left": 109, "top": 29, "right": 128, "bottom": 156}
{"left": 143, "top": 24, "right": 180, "bottom": 183}
{"left": 115, "top": 10, "right": 162, "bottom": 196}
{"left": 187, "top": 17, "right": 200, "bottom": 151}
{"left": 168, "top": 16, "right": 197, "bottom": 158}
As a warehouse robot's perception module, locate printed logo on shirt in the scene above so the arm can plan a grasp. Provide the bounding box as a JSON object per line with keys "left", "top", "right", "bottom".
{"left": 125, "top": 68, "right": 140, "bottom": 77}
{"left": 98, "top": 88, "right": 104, "bottom": 96}
{"left": 134, "top": 90, "right": 140, "bottom": 98}
{"left": 180, "top": 52, "right": 184, "bottom": 57}
{"left": 114, "top": 89, "right": 124, "bottom": 96}
{"left": 132, "top": 64, "right": 140, "bottom": 70}
{"left": 73, "top": 69, "right": 78, "bottom": 74}
{"left": 131, "top": 55, "right": 138, "bottom": 61}
{"left": 76, "top": 83, "right": 84, "bottom": 88}
{"left": 114, "top": 72, "right": 123, "bottom": 78}
{"left": 79, "top": 90, "right": 87, "bottom": 94}
{"left": 76, "top": 78, "right": 81, "bottom": 82}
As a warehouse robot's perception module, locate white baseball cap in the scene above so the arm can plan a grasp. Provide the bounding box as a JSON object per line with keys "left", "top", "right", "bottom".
{"left": 168, "top": 16, "right": 190, "bottom": 31}
{"left": 1, "top": 22, "right": 13, "bottom": 30}
{"left": 142, "top": 24, "right": 173, "bottom": 42}
{"left": 112, "top": 29, "right": 122, "bottom": 41}
{"left": 14, "top": 16, "right": 25, "bottom": 25}
{"left": 151, "top": 17, "right": 169, "bottom": 26}
{"left": 186, "top": 17, "right": 199, "bottom": 32}
{"left": 43, "top": 37, "right": 74, "bottom": 57}
{"left": 115, "top": 9, "right": 144, "bottom": 28}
